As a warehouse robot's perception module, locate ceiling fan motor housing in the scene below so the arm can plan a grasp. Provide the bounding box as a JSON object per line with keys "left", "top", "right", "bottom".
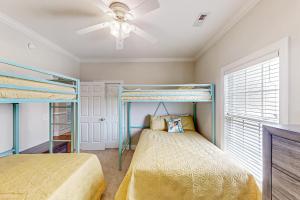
{"left": 109, "top": 2, "right": 130, "bottom": 21}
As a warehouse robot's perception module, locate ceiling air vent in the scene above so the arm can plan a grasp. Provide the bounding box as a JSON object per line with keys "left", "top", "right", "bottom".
{"left": 193, "top": 13, "right": 209, "bottom": 27}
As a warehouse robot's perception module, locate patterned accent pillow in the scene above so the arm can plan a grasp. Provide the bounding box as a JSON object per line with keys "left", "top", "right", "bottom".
{"left": 166, "top": 118, "right": 184, "bottom": 133}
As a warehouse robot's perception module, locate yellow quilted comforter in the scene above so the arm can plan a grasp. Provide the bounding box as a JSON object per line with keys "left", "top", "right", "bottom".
{"left": 115, "top": 130, "right": 261, "bottom": 200}
{"left": 0, "top": 153, "right": 106, "bottom": 200}
{"left": 0, "top": 76, "right": 76, "bottom": 100}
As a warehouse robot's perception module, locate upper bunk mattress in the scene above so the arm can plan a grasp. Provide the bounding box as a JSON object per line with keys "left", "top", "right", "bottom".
{"left": 121, "top": 90, "right": 211, "bottom": 101}
{"left": 115, "top": 129, "right": 261, "bottom": 200}
{"left": 0, "top": 153, "right": 106, "bottom": 200}
{"left": 0, "top": 76, "right": 76, "bottom": 100}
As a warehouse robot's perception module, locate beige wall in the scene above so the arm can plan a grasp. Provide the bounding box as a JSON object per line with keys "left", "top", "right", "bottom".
{"left": 80, "top": 61, "right": 195, "bottom": 145}
{"left": 0, "top": 21, "right": 80, "bottom": 152}
{"left": 194, "top": 0, "right": 300, "bottom": 147}
{"left": 2, "top": 0, "right": 299, "bottom": 151}
{"left": 80, "top": 61, "right": 195, "bottom": 84}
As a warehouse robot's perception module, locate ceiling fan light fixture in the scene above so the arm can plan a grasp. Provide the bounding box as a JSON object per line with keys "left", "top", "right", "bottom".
{"left": 109, "top": 21, "right": 132, "bottom": 39}
{"left": 106, "top": 10, "right": 115, "bottom": 17}
{"left": 77, "top": 0, "right": 160, "bottom": 50}
{"left": 125, "top": 12, "right": 135, "bottom": 21}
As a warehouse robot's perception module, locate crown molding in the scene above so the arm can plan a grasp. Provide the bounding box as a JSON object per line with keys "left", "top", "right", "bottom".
{"left": 80, "top": 57, "right": 196, "bottom": 63}
{"left": 194, "top": 0, "right": 262, "bottom": 60}
{"left": 0, "top": 0, "right": 261, "bottom": 64}
{"left": 0, "top": 12, "right": 79, "bottom": 62}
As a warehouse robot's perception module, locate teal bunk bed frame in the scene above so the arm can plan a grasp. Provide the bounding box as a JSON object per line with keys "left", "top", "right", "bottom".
{"left": 0, "top": 58, "right": 80, "bottom": 157}
{"left": 118, "top": 84, "right": 216, "bottom": 170}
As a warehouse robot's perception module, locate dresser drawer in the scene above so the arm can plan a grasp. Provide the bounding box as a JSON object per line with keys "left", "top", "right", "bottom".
{"left": 272, "top": 167, "right": 300, "bottom": 200}
{"left": 272, "top": 135, "right": 300, "bottom": 179}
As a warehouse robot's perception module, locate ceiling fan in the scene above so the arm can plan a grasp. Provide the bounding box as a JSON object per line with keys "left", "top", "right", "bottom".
{"left": 77, "top": 0, "right": 160, "bottom": 50}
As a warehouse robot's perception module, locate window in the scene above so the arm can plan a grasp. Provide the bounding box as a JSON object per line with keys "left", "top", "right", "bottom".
{"left": 224, "top": 53, "right": 280, "bottom": 183}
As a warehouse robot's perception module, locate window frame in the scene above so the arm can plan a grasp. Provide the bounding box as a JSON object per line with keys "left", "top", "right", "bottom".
{"left": 220, "top": 37, "right": 289, "bottom": 150}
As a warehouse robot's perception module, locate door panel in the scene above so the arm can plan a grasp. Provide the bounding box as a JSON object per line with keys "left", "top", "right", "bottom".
{"left": 93, "top": 123, "right": 101, "bottom": 142}
{"left": 81, "top": 123, "right": 89, "bottom": 143}
{"left": 105, "top": 84, "right": 120, "bottom": 148}
{"left": 80, "top": 82, "right": 106, "bottom": 150}
{"left": 81, "top": 97, "right": 89, "bottom": 116}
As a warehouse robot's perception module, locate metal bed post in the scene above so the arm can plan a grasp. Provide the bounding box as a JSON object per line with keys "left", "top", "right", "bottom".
{"left": 70, "top": 102, "right": 75, "bottom": 153}
{"left": 211, "top": 84, "right": 216, "bottom": 145}
{"left": 193, "top": 103, "right": 197, "bottom": 130}
{"left": 49, "top": 103, "right": 53, "bottom": 153}
{"left": 127, "top": 102, "right": 131, "bottom": 150}
{"left": 13, "top": 103, "right": 20, "bottom": 154}
{"left": 118, "top": 86, "right": 123, "bottom": 170}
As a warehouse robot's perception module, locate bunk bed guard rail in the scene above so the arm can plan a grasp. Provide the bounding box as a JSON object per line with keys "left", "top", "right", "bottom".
{"left": 0, "top": 58, "right": 81, "bottom": 157}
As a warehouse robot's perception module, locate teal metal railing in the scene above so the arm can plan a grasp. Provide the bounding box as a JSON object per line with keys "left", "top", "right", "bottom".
{"left": 117, "top": 84, "right": 216, "bottom": 170}
{"left": 0, "top": 58, "right": 81, "bottom": 157}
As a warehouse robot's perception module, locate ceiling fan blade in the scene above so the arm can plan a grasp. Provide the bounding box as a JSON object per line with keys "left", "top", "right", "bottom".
{"left": 116, "top": 38, "right": 124, "bottom": 50}
{"left": 101, "top": 0, "right": 111, "bottom": 6}
{"left": 130, "top": 0, "right": 160, "bottom": 18}
{"left": 96, "top": 0, "right": 113, "bottom": 14}
{"left": 77, "top": 22, "right": 110, "bottom": 35}
{"left": 131, "top": 25, "right": 157, "bottom": 44}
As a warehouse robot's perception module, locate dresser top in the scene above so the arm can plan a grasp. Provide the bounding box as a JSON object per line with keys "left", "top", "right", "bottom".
{"left": 263, "top": 124, "right": 300, "bottom": 142}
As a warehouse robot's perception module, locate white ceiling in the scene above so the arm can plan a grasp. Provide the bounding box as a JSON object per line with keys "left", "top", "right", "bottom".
{"left": 0, "top": 0, "right": 254, "bottom": 61}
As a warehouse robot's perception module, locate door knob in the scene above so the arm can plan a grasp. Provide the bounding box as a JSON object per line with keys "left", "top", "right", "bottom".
{"left": 100, "top": 118, "right": 106, "bottom": 121}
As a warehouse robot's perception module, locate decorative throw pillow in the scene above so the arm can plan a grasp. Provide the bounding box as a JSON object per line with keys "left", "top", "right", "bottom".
{"left": 150, "top": 115, "right": 176, "bottom": 131}
{"left": 166, "top": 118, "right": 184, "bottom": 133}
{"left": 179, "top": 116, "right": 196, "bottom": 131}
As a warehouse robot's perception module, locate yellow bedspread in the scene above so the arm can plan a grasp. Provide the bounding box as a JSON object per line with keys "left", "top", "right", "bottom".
{"left": 0, "top": 76, "right": 76, "bottom": 100}
{"left": 115, "top": 130, "right": 261, "bottom": 200}
{"left": 0, "top": 153, "right": 106, "bottom": 200}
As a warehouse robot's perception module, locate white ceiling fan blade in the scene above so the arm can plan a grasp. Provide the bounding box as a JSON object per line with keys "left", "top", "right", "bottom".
{"left": 116, "top": 38, "right": 124, "bottom": 50}
{"left": 131, "top": 25, "right": 157, "bottom": 44}
{"left": 77, "top": 22, "right": 110, "bottom": 35}
{"left": 101, "top": 0, "right": 111, "bottom": 6}
{"left": 130, "top": 0, "right": 160, "bottom": 18}
{"left": 96, "top": 0, "right": 113, "bottom": 14}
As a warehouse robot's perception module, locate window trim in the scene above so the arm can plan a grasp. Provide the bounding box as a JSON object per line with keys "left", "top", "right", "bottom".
{"left": 220, "top": 37, "right": 289, "bottom": 149}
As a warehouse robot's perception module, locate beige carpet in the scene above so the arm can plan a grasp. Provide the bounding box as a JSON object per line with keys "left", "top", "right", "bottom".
{"left": 84, "top": 149, "right": 134, "bottom": 200}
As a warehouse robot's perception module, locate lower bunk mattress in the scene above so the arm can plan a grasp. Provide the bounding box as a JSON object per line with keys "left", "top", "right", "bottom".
{"left": 115, "top": 129, "right": 261, "bottom": 200}
{"left": 0, "top": 153, "right": 106, "bottom": 200}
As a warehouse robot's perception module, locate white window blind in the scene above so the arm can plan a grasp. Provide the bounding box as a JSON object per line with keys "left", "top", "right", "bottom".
{"left": 224, "top": 53, "right": 280, "bottom": 183}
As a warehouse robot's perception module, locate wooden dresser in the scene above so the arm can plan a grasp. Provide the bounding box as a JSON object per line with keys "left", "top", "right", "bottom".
{"left": 263, "top": 124, "right": 300, "bottom": 200}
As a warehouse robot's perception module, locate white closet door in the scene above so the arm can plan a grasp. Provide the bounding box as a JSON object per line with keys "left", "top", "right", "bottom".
{"left": 105, "top": 83, "right": 120, "bottom": 148}
{"left": 80, "top": 82, "right": 106, "bottom": 150}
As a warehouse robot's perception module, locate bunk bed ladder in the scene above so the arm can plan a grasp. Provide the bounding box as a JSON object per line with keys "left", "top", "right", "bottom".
{"left": 49, "top": 103, "right": 75, "bottom": 153}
